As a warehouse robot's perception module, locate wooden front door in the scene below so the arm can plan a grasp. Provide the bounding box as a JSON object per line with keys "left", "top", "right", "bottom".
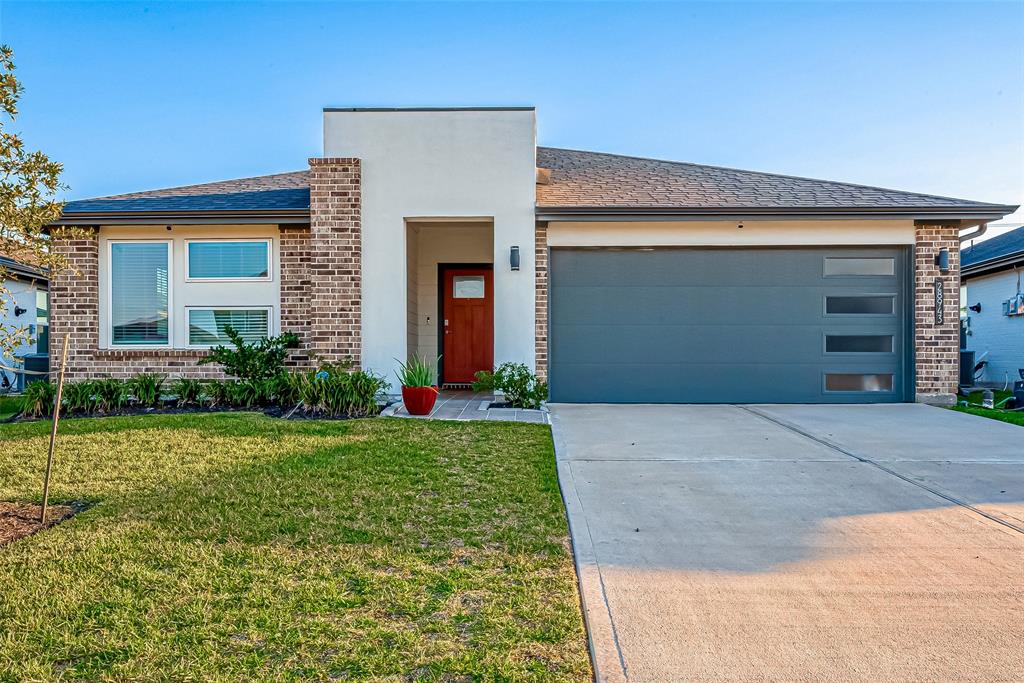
{"left": 442, "top": 267, "right": 494, "bottom": 384}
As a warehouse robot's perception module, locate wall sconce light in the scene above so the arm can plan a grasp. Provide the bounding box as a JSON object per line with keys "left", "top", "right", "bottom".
{"left": 14, "top": 306, "right": 27, "bottom": 317}
{"left": 969, "top": 303, "right": 982, "bottom": 313}
{"left": 510, "top": 245, "right": 520, "bottom": 271}
{"left": 935, "top": 248, "right": 950, "bottom": 273}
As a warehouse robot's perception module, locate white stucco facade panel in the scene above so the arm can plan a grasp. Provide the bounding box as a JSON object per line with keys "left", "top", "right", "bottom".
{"left": 98, "top": 225, "right": 281, "bottom": 349}
{"left": 546, "top": 219, "right": 916, "bottom": 247}
{"left": 323, "top": 109, "right": 537, "bottom": 379}
{"left": 964, "top": 269, "right": 1024, "bottom": 385}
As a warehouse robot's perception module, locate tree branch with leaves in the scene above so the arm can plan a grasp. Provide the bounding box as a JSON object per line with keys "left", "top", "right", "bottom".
{"left": 0, "top": 45, "right": 86, "bottom": 360}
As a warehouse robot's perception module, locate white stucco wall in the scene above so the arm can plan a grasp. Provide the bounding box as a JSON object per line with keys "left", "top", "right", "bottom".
{"left": 1, "top": 276, "right": 44, "bottom": 389}
{"left": 964, "top": 269, "right": 1024, "bottom": 385}
{"left": 98, "top": 225, "right": 281, "bottom": 349}
{"left": 546, "top": 219, "right": 917, "bottom": 247}
{"left": 323, "top": 109, "right": 537, "bottom": 380}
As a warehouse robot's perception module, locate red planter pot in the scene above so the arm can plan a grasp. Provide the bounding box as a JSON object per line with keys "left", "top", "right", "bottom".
{"left": 402, "top": 385, "right": 439, "bottom": 416}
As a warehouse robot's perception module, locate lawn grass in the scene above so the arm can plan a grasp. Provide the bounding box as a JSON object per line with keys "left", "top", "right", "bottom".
{"left": 0, "top": 413, "right": 590, "bottom": 681}
{"left": 953, "top": 405, "right": 1024, "bottom": 427}
{"left": 0, "top": 395, "right": 21, "bottom": 421}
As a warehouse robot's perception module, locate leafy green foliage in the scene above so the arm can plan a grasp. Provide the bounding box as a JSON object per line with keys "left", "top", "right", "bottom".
{"left": 475, "top": 362, "right": 548, "bottom": 409}
{"left": 197, "top": 327, "right": 299, "bottom": 381}
{"left": 293, "top": 365, "right": 390, "bottom": 417}
{"left": 21, "top": 379, "right": 55, "bottom": 417}
{"left": 128, "top": 374, "right": 165, "bottom": 409}
{"left": 93, "top": 378, "right": 128, "bottom": 413}
{"left": 204, "top": 379, "right": 234, "bottom": 408}
{"left": 229, "top": 378, "right": 276, "bottom": 409}
{"left": 171, "top": 378, "right": 204, "bottom": 408}
{"left": 60, "top": 381, "right": 96, "bottom": 415}
{"left": 395, "top": 354, "right": 439, "bottom": 388}
{"left": 0, "top": 46, "right": 87, "bottom": 359}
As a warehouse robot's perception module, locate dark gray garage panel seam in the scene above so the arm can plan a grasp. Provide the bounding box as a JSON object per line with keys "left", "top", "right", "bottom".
{"left": 738, "top": 405, "right": 1024, "bottom": 536}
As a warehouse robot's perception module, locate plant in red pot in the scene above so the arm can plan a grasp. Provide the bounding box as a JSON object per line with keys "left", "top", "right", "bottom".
{"left": 396, "top": 354, "right": 441, "bottom": 416}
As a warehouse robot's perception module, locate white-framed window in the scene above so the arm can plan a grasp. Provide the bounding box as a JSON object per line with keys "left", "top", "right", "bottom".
{"left": 186, "top": 307, "right": 273, "bottom": 347}
{"left": 108, "top": 240, "right": 172, "bottom": 347}
{"left": 185, "top": 239, "right": 272, "bottom": 281}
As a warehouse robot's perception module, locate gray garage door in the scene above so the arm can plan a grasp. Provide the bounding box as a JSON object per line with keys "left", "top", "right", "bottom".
{"left": 549, "top": 247, "right": 910, "bottom": 403}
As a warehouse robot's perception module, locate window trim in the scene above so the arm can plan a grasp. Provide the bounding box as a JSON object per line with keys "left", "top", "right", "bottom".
{"left": 823, "top": 256, "right": 896, "bottom": 277}
{"left": 822, "top": 293, "right": 898, "bottom": 317}
{"left": 822, "top": 372, "right": 896, "bottom": 394}
{"left": 184, "top": 238, "right": 273, "bottom": 283}
{"left": 822, "top": 333, "right": 895, "bottom": 355}
{"left": 107, "top": 239, "right": 174, "bottom": 349}
{"left": 185, "top": 305, "right": 275, "bottom": 349}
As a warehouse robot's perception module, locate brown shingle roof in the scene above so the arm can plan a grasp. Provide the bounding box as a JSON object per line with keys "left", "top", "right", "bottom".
{"left": 536, "top": 147, "right": 1009, "bottom": 212}
{"left": 60, "top": 149, "right": 1015, "bottom": 218}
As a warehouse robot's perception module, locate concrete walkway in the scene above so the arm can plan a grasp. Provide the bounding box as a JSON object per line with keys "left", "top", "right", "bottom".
{"left": 381, "top": 390, "right": 547, "bottom": 423}
{"left": 550, "top": 403, "right": 1024, "bottom": 682}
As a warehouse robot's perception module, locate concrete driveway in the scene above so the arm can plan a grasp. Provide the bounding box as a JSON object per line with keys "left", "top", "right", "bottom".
{"left": 550, "top": 404, "right": 1024, "bottom": 682}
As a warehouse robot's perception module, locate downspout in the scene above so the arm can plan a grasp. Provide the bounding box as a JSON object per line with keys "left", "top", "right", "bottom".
{"left": 959, "top": 222, "right": 988, "bottom": 243}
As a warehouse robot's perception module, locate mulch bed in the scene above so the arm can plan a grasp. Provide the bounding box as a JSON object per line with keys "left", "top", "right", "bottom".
{"left": 0, "top": 501, "right": 86, "bottom": 546}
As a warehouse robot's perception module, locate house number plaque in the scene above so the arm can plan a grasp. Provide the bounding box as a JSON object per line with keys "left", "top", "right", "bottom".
{"left": 934, "top": 278, "right": 944, "bottom": 325}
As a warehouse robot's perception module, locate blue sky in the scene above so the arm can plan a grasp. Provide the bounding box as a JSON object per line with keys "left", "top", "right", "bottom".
{"left": 3, "top": 1, "right": 1023, "bottom": 231}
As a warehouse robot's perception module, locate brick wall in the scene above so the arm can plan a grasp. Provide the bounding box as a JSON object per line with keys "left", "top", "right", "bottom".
{"left": 308, "top": 157, "right": 362, "bottom": 366}
{"left": 535, "top": 223, "right": 548, "bottom": 380}
{"left": 914, "top": 222, "right": 961, "bottom": 404}
{"left": 278, "top": 225, "right": 315, "bottom": 369}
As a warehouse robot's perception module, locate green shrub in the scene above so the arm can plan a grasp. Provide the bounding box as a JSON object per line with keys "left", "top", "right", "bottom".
{"left": 230, "top": 378, "right": 276, "bottom": 408}
{"left": 128, "top": 373, "right": 165, "bottom": 408}
{"left": 94, "top": 378, "right": 129, "bottom": 413}
{"left": 474, "top": 362, "right": 547, "bottom": 410}
{"left": 172, "top": 378, "right": 204, "bottom": 407}
{"left": 22, "top": 380, "right": 56, "bottom": 418}
{"left": 198, "top": 327, "right": 299, "bottom": 381}
{"left": 61, "top": 381, "right": 97, "bottom": 415}
{"left": 395, "top": 354, "right": 439, "bottom": 388}
{"left": 274, "top": 372, "right": 302, "bottom": 408}
{"left": 294, "top": 365, "right": 389, "bottom": 418}
{"left": 204, "top": 380, "right": 234, "bottom": 408}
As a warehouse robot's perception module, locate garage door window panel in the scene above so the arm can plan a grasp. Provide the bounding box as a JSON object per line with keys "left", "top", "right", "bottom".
{"left": 825, "top": 295, "right": 896, "bottom": 315}
{"left": 824, "top": 257, "right": 896, "bottom": 277}
{"left": 824, "top": 373, "right": 894, "bottom": 392}
{"left": 825, "top": 335, "right": 894, "bottom": 353}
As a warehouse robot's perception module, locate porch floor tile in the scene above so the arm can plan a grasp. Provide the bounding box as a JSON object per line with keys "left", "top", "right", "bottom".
{"left": 381, "top": 390, "right": 548, "bottom": 424}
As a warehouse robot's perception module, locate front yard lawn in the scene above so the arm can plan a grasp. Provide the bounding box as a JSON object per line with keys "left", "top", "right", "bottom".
{"left": 0, "top": 414, "right": 590, "bottom": 681}
{"left": 953, "top": 404, "right": 1024, "bottom": 427}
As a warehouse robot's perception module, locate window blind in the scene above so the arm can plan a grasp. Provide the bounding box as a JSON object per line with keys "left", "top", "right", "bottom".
{"left": 188, "top": 241, "right": 269, "bottom": 279}
{"left": 111, "top": 242, "right": 169, "bottom": 345}
{"left": 188, "top": 309, "right": 269, "bottom": 345}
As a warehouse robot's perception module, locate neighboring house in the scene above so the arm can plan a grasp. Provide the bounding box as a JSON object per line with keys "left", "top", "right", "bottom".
{"left": 961, "top": 225, "right": 1024, "bottom": 386}
{"left": 47, "top": 107, "right": 1017, "bottom": 405}
{"left": 0, "top": 256, "right": 49, "bottom": 391}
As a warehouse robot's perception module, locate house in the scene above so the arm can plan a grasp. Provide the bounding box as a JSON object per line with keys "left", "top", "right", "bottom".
{"left": 0, "top": 256, "right": 49, "bottom": 392}
{"left": 960, "top": 225, "right": 1024, "bottom": 386}
{"left": 47, "top": 107, "right": 1017, "bottom": 404}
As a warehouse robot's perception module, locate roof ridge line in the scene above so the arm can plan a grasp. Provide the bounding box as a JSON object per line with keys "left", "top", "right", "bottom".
{"left": 537, "top": 146, "right": 1010, "bottom": 208}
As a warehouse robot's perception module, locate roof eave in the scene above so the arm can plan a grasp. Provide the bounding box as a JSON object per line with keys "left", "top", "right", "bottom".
{"left": 48, "top": 208, "right": 311, "bottom": 228}
{"left": 962, "top": 250, "right": 1024, "bottom": 279}
{"left": 535, "top": 205, "right": 1018, "bottom": 223}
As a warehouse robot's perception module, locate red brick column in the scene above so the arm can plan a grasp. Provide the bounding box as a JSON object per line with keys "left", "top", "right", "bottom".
{"left": 308, "top": 158, "right": 362, "bottom": 366}
{"left": 535, "top": 223, "right": 548, "bottom": 381}
{"left": 914, "top": 222, "right": 961, "bottom": 404}
{"left": 278, "top": 225, "right": 315, "bottom": 369}
{"left": 49, "top": 227, "right": 100, "bottom": 381}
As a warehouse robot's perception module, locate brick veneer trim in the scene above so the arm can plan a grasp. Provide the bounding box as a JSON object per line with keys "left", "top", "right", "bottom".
{"left": 535, "top": 223, "right": 548, "bottom": 381}
{"left": 913, "top": 222, "right": 961, "bottom": 404}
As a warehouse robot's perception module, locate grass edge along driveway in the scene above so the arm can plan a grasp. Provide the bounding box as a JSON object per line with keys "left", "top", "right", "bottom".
{"left": 0, "top": 413, "right": 590, "bottom": 682}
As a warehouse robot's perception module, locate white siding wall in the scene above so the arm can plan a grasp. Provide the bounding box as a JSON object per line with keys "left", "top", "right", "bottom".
{"left": 964, "top": 269, "right": 1024, "bottom": 384}
{"left": 0, "top": 276, "right": 43, "bottom": 388}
